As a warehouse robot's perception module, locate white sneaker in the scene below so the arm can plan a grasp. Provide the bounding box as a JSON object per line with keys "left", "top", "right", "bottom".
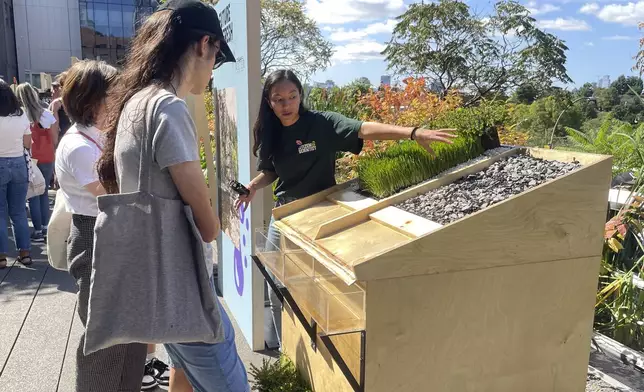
{"left": 141, "top": 361, "right": 158, "bottom": 391}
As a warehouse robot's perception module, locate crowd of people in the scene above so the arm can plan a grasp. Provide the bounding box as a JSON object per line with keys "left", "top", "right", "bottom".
{"left": 0, "top": 1, "right": 455, "bottom": 391}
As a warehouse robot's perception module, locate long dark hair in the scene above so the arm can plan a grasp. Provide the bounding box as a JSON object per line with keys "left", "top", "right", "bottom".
{"left": 97, "top": 10, "right": 218, "bottom": 194}
{"left": 0, "top": 79, "right": 23, "bottom": 117}
{"left": 252, "top": 70, "right": 307, "bottom": 160}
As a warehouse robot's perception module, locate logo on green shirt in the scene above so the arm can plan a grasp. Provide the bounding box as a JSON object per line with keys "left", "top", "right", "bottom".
{"left": 297, "top": 140, "right": 316, "bottom": 154}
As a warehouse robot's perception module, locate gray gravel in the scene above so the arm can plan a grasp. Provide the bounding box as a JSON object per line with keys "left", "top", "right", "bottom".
{"left": 397, "top": 154, "right": 581, "bottom": 224}
{"left": 586, "top": 373, "right": 629, "bottom": 391}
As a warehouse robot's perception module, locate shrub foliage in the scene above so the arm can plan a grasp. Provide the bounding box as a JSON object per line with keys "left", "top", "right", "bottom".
{"left": 249, "top": 355, "right": 312, "bottom": 392}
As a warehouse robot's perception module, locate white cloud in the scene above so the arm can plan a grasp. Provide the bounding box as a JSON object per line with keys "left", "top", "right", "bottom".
{"left": 603, "top": 34, "right": 635, "bottom": 40}
{"left": 579, "top": 3, "right": 600, "bottom": 13}
{"left": 305, "top": 0, "right": 406, "bottom": 25}
{"left": 328, "top": 20, "right": 396, "bottom": 42}
{"left": 537, "top": 17, "right": 592, "bottom": 30}
{"left": 594, "top": 2, "right": 644, "bottom": 26}
{"left": 585, "top": 41, "right": 595, "bottom": 46}
{"left": 332, "top": 40, "right": 387, "bottom": 62}
{"left": 526, "top": 2, "right": 561, "bottom": 15}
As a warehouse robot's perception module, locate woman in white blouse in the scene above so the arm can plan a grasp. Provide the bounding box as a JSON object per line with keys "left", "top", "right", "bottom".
{"left": 0, "top": 79, "right": 33, "bottom": 268}
{"left": 56, "top": 60, "right": 149, "bottom": 391}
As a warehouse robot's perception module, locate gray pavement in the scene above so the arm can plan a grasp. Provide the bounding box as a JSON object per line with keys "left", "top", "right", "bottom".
{"left": 0, "top": 193, "right": 275, "bottom": 392}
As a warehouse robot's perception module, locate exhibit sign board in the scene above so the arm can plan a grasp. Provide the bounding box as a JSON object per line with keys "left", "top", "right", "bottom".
{"left": 212, "top": 0, "right": 264, "bottom": 350}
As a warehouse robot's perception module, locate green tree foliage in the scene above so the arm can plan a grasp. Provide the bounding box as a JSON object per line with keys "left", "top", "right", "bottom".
{"left": 611, "top": 75, "right": 644, "bottom": 96}
{"left": 576, "top": 82, "right": 595, "bottom": 98}
{"left": 613, "top": 94, "right": 644, "bottom": 124}
{"left": 565, "top": 114, "right": 644, "bottom": 174}
{"left": 354, "top": 77, "right": 372, "bottom": 88}
{"left": 595, "top": 87, "right": 620, "bottom": 112}
{"left": 260, "top": 0, "right": 333, "bottom": 79}
{"left": 382, "top": 0, "right": 571, "bottom": 106}
{"left": 304, "top": 85, "right": 368, "bottom": 119}
{"left": 511, "top": 92, "right": 584, "bottom": 146}
{"left": 431, "top": 100, "right": 509, "bottom": 140}
{"left": 511, "top": 84, "right": 540, "bottom": 104}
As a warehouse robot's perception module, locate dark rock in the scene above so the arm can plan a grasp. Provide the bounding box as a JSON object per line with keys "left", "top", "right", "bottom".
{"left": 396, "top": 154, "right": 581, "bottom": 225}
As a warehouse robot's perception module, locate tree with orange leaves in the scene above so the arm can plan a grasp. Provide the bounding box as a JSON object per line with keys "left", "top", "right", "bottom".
{"left": 358, "top": 77, "right": 461, "bottom": 127}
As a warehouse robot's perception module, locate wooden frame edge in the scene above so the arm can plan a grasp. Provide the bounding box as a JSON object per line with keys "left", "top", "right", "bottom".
{"left": 272, "top": 179, "right": 358, "bottom": 221}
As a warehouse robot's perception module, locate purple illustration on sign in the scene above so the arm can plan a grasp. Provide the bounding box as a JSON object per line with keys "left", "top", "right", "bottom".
{"left": 233, "top": 205, "right": 251, "bottom": 296}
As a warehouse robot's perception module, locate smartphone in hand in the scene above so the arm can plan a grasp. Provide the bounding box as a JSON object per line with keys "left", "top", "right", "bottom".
{"left": 229, "top": 180, "right": 250, "bottom": 197}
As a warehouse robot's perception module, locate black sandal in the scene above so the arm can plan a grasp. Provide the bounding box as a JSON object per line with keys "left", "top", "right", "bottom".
{"left": 16, "top": 255, "right": 33, "bottom": 266}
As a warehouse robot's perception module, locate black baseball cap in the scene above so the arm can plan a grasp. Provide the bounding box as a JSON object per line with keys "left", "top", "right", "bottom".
{"left": 157, "top": 0, "right": 236, "bottom": 68}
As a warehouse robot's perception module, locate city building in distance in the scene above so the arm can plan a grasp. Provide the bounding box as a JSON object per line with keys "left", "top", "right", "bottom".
{"left": 7, "top": 0, "right": 157, "bottom": 89}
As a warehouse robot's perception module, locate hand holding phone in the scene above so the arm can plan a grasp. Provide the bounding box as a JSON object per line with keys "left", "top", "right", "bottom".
{"left": 229, "top": 180, "right": 250, "bottom": 197}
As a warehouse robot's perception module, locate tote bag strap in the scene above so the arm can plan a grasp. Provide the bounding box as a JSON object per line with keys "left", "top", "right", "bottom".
{"left": 76, "top": 131, "right": 103, "bottom": 152}
{"left": 137, "top": 94, "right": 165, "bottom": 193}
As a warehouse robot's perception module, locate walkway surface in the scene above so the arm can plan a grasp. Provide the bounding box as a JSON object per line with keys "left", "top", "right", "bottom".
{"left": 0, "top": 192, "right": 275, "bottom": 392}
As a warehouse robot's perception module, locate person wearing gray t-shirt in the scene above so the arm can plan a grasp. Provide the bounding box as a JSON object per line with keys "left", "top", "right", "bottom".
{"left": 96, "top": 1, "right": 249, "bottom": 391}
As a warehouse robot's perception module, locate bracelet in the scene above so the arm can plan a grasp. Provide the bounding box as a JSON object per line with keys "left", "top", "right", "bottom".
{"left": 410, "top": 127, "right": 420, "bottom": 140}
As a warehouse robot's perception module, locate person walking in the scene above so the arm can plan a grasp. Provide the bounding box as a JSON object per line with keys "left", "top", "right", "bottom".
{"left": 15, "top": 83, "right": 57, "bottom": 241}
{"left": 56, "top": 60, "right": 148, "bottom": 392}
{"left": 0, "top": 79, "right": 32, "bottom": 268}
{"left": 235, "top": 69, "right": 456, "bottom": 348}
{"left": 97, "top": 1, "right": 248, "bottom": 391}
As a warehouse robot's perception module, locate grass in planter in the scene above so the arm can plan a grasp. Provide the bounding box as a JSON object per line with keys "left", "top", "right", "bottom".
{"left": 357, "top": 137, "right": 484, "bottom": 199}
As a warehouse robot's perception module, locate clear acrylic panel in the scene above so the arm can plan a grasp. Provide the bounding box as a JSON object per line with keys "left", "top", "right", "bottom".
{"left": 254, "top": 228, "right": 284, "bottom": 282}
{"left": 284, "top": 253, "right": 365, "bottom": 334}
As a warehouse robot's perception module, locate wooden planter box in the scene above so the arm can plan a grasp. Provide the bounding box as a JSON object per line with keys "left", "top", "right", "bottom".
{"left": 254, "top": 147, "right": 612, "bottom": 392}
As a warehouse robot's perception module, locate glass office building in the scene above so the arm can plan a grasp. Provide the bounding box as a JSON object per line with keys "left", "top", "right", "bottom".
{"left": 79, "top": 0, "right": 158, "bottom": 65}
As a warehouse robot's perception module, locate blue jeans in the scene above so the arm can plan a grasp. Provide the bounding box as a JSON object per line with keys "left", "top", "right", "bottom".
{"left": 0, "top": 157, "right": 31, "bottom": 254}
{"left": 28, "top": 162, "right": 54, "bottom": 231}
{"left": 164, "top": 285, "right": 250, "bottom": 392}
{"left": 265, "top": 217, "right": 283, "bottom": 348}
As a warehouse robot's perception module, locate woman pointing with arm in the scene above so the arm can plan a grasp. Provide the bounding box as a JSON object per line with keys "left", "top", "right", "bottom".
{"left": 235, "top": 69, "right": 455, "bottom": 348}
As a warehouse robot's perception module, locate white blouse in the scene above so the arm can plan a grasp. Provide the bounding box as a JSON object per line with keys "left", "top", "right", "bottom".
{"left": 0, "top": 112, "right": 30, "bottom": 158}
{"left": 55, "top": 124, "right": 104, "bottom": 217}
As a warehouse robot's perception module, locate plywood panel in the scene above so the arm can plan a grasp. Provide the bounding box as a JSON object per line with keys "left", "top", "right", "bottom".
{"left": 370, "top": 206, "right": 442, "bottom": 237}
{"left": 364, "top": 256, "right": 599, "bottom": 392}
{"left": 354, "top": 155, "right": 612, "bottom": 281}
{"left": 282, "top": 200, "right": 350, "bottom": 239}
{"left": 317, "top": 220, "right": 411, "bottom": 269}
{"left": 328, "top": 189, "right": 378, "bottom": 210}
{"left": 528, "top": 147, "right": 608, "bottom": 166}
{"left": 282, "top": 304, "right": 357, "bottom": 392}
{"left": 273, "top": 180, "right": 356, "bottom": 220}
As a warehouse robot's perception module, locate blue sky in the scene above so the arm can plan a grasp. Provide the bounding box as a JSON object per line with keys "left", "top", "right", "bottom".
{"left": 305, "top": 0, "right": 643, "bottom": 88}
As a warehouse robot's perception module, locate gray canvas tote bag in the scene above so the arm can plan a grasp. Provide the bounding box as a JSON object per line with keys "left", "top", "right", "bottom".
{"left": 83, "top": 96, "right": 223, "bottom": 355}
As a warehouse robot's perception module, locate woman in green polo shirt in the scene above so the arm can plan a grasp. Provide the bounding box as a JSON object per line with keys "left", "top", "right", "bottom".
{"left": 235, "top": 69, "right": 455, "bottom": 348}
